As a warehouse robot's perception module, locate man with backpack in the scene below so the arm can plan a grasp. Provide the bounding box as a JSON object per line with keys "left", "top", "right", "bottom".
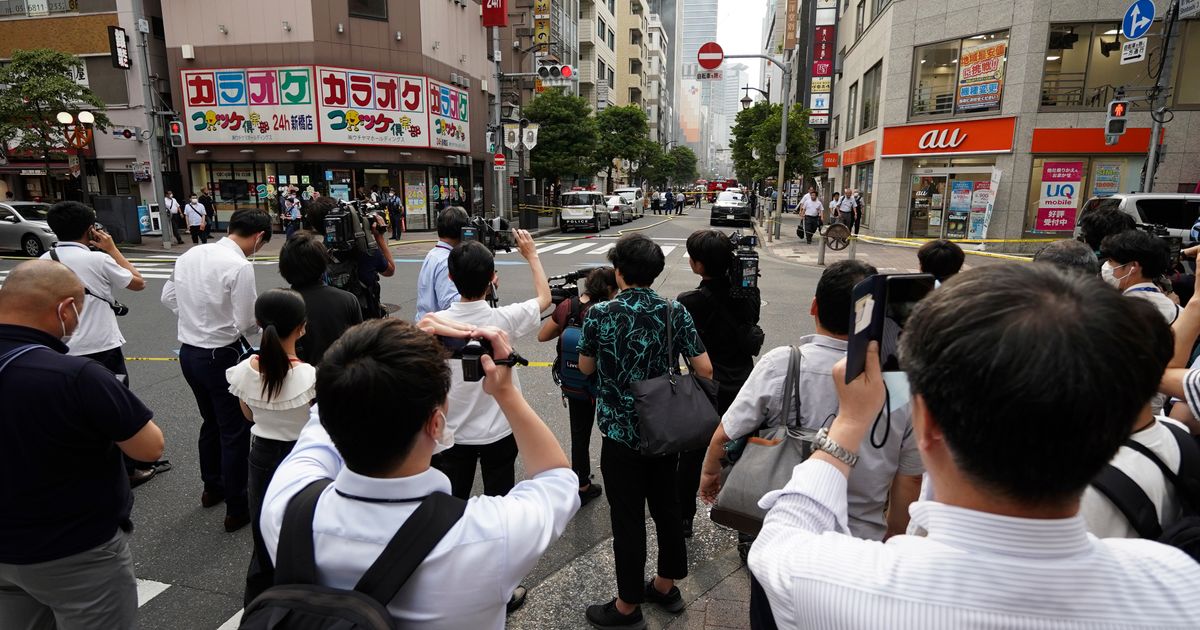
{"left": 252, "top": 320, "right": 580, "bottom": 629}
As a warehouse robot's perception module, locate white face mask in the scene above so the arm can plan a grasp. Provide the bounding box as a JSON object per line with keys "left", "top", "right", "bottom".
{"left": 1101, "top": 262, "right": 1132, "bottom": 288}
{"left": 433, "top": 409, "right": 454, "bottom": 453}
{"left": 58, "top": 299, "right": 79, "bottom": 344}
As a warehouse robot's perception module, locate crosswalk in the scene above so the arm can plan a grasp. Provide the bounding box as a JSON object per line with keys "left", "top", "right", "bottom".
{"left": 136, "top": 578, "right": 244, "bottom": 628}
{"left": 505, "top": 240, "right": 680, "bottom": 258}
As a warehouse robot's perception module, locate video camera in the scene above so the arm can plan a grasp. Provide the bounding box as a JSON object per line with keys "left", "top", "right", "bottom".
{"left": 324, "top": 199, "right": 385, "bottom": 254}
{"left": 727, "top": 231, "right": 760, "bottom": 299}
{"left": 1137, "top": 223, "right": 1184, "bottom": 268}
{"left": 437, "top": 335, "right": 529, "bottom": 382}
{"left": 462, "top": 214, "right": 514, "bottom": 254}
{"left": 548, "top": 269, "right": 589, "bottom": 306}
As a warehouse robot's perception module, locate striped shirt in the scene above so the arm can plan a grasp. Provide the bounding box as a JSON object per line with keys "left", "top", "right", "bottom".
{"left": 750, "top": 459, "right": 1200, "bottom": 629}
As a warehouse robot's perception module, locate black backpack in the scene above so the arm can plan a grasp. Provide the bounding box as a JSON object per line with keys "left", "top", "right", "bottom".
{"left": 240, "top": 479, "right": 466, "bottom": 629}
{"left": 1091, "top": 421, "right": 1200, "bottom": 562}
{"left": 327, "top": 252, "right": 383, "bottom": 320}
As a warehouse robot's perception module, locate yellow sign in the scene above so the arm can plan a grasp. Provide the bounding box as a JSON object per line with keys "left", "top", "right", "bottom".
{"left": 811, "top": 77, "right": 831, "bottom": 92}
{"left": 534, "top": 17, "right": 551, "bottom": 55}
{"left": 533, "top": 0, "right": 551, "bottom": 18}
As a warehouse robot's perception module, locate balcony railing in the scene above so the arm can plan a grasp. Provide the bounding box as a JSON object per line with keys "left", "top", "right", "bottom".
{"left": 1040, "top": 71, "right": 1154, "bottom": 109}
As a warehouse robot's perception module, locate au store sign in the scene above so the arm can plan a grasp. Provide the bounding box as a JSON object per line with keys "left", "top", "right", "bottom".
{"left": 1036, "top": 161, "right": 1084, "bottom": 231}
{"left": 881, "top": 117, "right": 1016, "bottom": 157}
{"left": 428, "top": 79, "right": 471, "bottom": 153}
{"left": 182, "top": 67, "right": 319, "bottom": 144}
{"left": 316, "top": 66, "right": 427, "bottom": 148}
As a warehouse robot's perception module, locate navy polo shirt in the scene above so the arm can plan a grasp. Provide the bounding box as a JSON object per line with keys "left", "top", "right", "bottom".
{"left": 0, "top": 324, "right": 152, "bottom": 564}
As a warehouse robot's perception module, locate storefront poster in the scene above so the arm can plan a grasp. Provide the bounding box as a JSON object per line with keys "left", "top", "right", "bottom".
{"left": 428, "top": 79, "right": 471, "bottom": 153}
{"left": 316, "top": 66, "right": 428, "bottom": 148}
{"left": 1093, "top": 161, "right": 1122, "bottom": 197}
{"left": 968, "top": 180, "right": 992, "bottom": 239}
{"left": 946, "top": 180, "right": 973, "bottom": 238}
{"left": 956, "top": 41, "right": 1006, "bottom": 112}
{"left": 181, "top": 67, "right": 319, "bottom": 144}
{"left": 1036, "top": 162, "right": 1082, "bottom": 231}
{"left": 301, "top": 175, "right": 310, "bottom": 185}
{"left": 330, "top": 184, "right": 350, "bottom": 202}
{"left": 404, "top": 171, "right": 428, "bottom": 231}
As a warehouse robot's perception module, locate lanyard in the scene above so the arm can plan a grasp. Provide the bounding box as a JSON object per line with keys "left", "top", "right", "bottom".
{"left": 334, "top": 489, "right": 429, "bottom": 504}
{"left": 1126, "top": 287, "right": 1160, "bottom": 294}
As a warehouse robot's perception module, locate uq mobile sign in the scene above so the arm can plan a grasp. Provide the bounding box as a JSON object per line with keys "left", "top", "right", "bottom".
{"left": 181, "top": 65, "right": 471, "bottom": 152}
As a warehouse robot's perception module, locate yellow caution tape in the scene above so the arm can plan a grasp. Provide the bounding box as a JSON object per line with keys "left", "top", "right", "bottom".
{"left": 878, "top": 237, "right": 1058, "bottom": 244}
{"left": 854, "top": 235, "right": 1034, "bottom": 262}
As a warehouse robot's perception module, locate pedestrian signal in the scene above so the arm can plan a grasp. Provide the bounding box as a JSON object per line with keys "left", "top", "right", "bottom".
{"left": 168, "top": 120, "right": 186, "bottom": 148}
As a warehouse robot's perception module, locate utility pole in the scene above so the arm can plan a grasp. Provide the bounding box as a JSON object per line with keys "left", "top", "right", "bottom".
{"left": 726, "top": 52, "right": 791, "bottom": 243}
{"left": 1142, "top": 0, "right": 1180, "bottom": 193}
{"left": 492, "top": 27, "right": 508, "bottom": 222}
{"left": 132, "top": 0, "right": 170, "bottom": 249}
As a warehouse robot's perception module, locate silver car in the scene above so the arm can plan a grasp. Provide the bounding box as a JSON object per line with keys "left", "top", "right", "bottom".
{"left": 0, "top": 201, "right": 57, "bottom": 256}
{"left": 605, "top": 195, "right": 635, "bottom": 225}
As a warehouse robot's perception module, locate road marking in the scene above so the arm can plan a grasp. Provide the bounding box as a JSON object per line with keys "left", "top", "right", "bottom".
{"left": 136, "top": 578, "right": 171, "bottom": 607}
{"left": 216, "top": 610, "right": 244, "bottom": 629}
{"left": 588, "top": 244, "right": 615, "bottom": 255}
{"left": 556, "top": 243, "right": 595, "bottom": 255}
{"left": 660, "top": 246, "right": 677, "bottom": 257}
{"left": 536, "top": 242, "right": 574, "bottom": 253}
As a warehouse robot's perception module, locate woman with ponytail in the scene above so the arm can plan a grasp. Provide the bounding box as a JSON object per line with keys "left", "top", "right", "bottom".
{"left": 224, "top": 288, "right": 314, "bottom": 605}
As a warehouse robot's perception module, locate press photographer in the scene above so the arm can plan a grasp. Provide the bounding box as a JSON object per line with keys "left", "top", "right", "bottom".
{"left": 415, "top": 206, "right": 471, "bottom": 321}
{"left": 304, "top": 196, "right": 395, "bottom": 320}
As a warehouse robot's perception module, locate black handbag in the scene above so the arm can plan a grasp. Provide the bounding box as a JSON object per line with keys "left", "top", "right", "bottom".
{"left": 631, "top": 300, "right": 720, "bottom": 456}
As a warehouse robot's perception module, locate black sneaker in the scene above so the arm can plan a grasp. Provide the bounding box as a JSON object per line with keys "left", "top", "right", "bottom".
{"left": 580, "top": 483, "right": 604, "bottom": 506}
{"left": 585, "top": 599, "right": 645, "bottom": 629}
{"left": 643, "top": 579, "right": 685, "bottom": 614}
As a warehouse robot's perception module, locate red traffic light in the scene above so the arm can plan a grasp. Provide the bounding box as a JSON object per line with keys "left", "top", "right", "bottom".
{"left": 1109, "top": 101, "right": 1128, "bottom": 117}
{"left": 168, "top": 120, "right": 183, "bottom": 133}
{"left": 561, "top": 65, "right": 573, "bottom": 79}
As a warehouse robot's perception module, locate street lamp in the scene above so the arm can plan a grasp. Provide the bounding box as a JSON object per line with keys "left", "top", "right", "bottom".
{"left": 56, "top": 110, "right": 95, "bottom": 204}
{"left": 740, "top": 85, "right": 770, "bottom": 110}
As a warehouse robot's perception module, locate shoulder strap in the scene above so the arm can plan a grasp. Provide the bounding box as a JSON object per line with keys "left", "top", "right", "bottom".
{"left": 1092, "top": 462, "right": 1163, "bottom": 540}
{"left": 665, "top": 299, "right": 675, "bottom": 373}
{"left": 0, "top": 344, "right": 47, "bottom": 377}
{"left": 776, "top": 345, "right": 802, "bottom": 427}
{"left": 273, "top": 478, "right": 333, "bottom": 585}
{"left": 353, "top": 491, "right": 467, "bottom": 606}
{"left": 49, "top": 248, "right": 59, "bottom": 262}
{"left": 568, "top": 296, "right": 583, "bottom": 326}
{"left": 1133, "top": 422, "right": 1200, "bottom": 512}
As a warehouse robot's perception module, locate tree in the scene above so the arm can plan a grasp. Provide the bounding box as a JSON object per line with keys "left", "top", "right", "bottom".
{"left": 730, "top": 101, "right": 771, "bottom": 183}
{"left": 668, "top": 146, "right": 698, "bottom": 185}
{"left": 593, "top": 105, "right": 649, "bottom": 193}
{"left": 0, "top": 49, "right": 110, "bottom": 194}
{"left": 525, "top": 89, "right": 597, "bottom": 185}
{"left": 750, "top": 103, "right": 816, "bottom": 186}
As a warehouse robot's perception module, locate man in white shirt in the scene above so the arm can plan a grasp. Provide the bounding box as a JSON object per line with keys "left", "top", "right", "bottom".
{"left": 837, "top": 187, "right": 856, "bottom": 225}
{"left": 1099, "top": 229, "right": 1180, "bottom": 324}
{"left": 163, "top": 190, "right": 183, "bottom": 245}
{"left": 415, "top": 206, "right": 470, "bottom": 321}
{"left": 799, "top": 188, "right": 824, "bottom": 245}
{"left": 162, "top": 209, "right": 271, "bottom": 533}
{"left": 261, "top": 320, "right": 579, "bottom": 630}
{"left": 750, "top": 264, "right": 1200, "bottom": 629}
{"left": 183, "top": 193, "right": 208, "bottom": 244}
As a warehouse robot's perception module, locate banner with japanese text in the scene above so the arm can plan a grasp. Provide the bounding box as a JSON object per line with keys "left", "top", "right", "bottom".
{"left": 956, "top": 41, "right": 1006, "bottom": 112}
{"left": 1035, "top": 161, "right": 1083, "bottom": 231}
{"left": 181, "top": 67, "right": 319, "bottom": 144}
{"left": 428, "top": 79, "right": 471, "bottom": 153}
{"left": 315, "top": 66, "right": 428, "bottom": 148}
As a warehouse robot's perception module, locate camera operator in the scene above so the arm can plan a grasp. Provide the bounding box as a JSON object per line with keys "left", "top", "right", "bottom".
{"left": 675, "top": 229, "right": 762, "bottom": 538}
{"left": 1100, "top": 229, "right": 1180, "bottom": 324}
{"left": 304, "top": 197, "right": 395, "bottom": 320}
{"left": 415, "top": 206, "right": 471, "bottom": 321}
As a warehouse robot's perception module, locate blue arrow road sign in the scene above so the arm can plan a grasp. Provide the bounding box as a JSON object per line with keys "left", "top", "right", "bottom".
{"left": 1123, "top": 0, "right": 1156, "bottom": 40}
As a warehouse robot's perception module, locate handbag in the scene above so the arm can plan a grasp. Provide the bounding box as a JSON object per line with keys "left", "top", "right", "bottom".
{"left": 710, "top": 345, "right": 815, "bottom": 535}
{"left": 631, "top": 300, "right": 720, "bottom": 456}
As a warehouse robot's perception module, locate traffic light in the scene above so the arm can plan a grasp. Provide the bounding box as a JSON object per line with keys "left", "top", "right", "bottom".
{"left": 1105, "top": 99, "right": 1129, "bottom": 137}
{"left": 167, "top": 119, "right": 186, "bottom": 148}
{"left": 537, "top": 64, "right": 575, "bottom": 86}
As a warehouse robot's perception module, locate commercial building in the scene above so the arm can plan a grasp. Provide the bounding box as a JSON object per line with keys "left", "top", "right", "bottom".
{"left": 614, "top": 0, "right": 648, "bottom": 108}
{"left": 579, "top": 0, "right": 618, "bottom": 111}
{"left": 679, "top": 0, "right": 718, "bottom": 173}
{"left": 827, "top": 0, "right": 1200, "bottom": 239}
{"left": 646, "top": 12, "right": 670, "bottom": 142}
{"left": 648, "top": 0, "right": 681, "bottom": 145}
{"left": 163, "top": 0, "right": 492, "bottom": 230}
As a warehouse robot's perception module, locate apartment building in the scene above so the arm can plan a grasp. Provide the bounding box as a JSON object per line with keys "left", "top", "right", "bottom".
{"left": 614, "top": 0, "right": 648, "bottom": 107}
{"left": 646, "top": 12, "right": 670, "bottom": 142}
{"left": 580, "top": 0, "right": 618, "bottom": 110}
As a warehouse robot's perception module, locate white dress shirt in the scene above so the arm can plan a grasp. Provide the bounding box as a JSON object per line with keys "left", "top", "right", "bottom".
{"left": 1124, "top": 282, "right": 1181, "bottom": 324}
{"left": 40, "top": 242, "right": 132, "bottom": 356}
{"left": 163, "top": 196, "right": 179, "bottom": 215}
{"left": 751, "top": 459, "right": 1200, "bottom": 629}
{"left": 262, "top": 413, "right": 580, "bottom": 630}
{"left": 801, "top": 197, "right": 824, "bottom": 217}
{"left": 1081, "top": 417, "right": 1185, "bottom": 539}
{"left": 161, "top": 237, "right": 258, "bottom": 348}
{"left": 433, "top": 298, "right": 542, "bottom": 445}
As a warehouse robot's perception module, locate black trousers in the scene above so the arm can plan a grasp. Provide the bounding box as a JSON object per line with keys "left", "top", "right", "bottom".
{"left": 170, "top": 214, "right": 185, "bottom": 244}
{"left": 433, "top": 434, "right": 518, "bottom": 499}
{"left": 567, "top": 396, "right": 596, "bottom": 486}
{"left": 601, "top": 438, "right": 687, "bottom": 604}
{"left": 749, "top": 572, "right": 779, "bottom": 630}
{"left": 803, "top": 215, "right": 821, "bottom": 243}
{"left": 390, "top": 210, "right": 405, "bottom": 239}
{"left": 676, "top": 385, "right": 736, "bottom": 522}
{"left": 244, "top": 436, "right": 296, "bottom": 606}
{"left": 189, "top": 225, "right": 208, "bottom": 244}
{"left": 179, "top": 343, "right": 249, "bottom": 516}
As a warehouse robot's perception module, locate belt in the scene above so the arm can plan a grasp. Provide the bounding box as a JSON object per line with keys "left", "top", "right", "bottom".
{"left": 181, "top": 339, "right": 245, "bottom": 351}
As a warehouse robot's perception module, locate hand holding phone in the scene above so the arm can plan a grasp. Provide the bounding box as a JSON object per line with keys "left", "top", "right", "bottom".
{"left": 844, "top": 273, "right": 934, "bottom": 383}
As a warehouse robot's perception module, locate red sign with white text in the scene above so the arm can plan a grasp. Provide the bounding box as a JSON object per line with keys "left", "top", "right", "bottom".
{"left": 482, "top": 0, "right": 508, "bottom": 27}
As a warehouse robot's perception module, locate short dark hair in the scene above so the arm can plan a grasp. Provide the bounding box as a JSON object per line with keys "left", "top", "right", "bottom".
{"left": 303, "top": 197, "right": 340, "bottom": 232}
{"left": 917, "top": 239, "right": 965, "bottom": 282}
{"left": 814, "top": 260, "right": 877, "bottom": 336}
{"left": 229, "top": 209, "right": 272, "bottom": 241}
{"left": 437, "top": 206, "right": 471, "bottom": 239}
{"left": 685, "top": 229, "right": 733, "bottom": 277}
{"left": 583, "top": 266, "right": 618, "bottom": 301}
{"left": 46, "top": 200, "right": 95, "bottom": 241}
{"left": 608, "top": 233, "right": 664, "bottom": 286}
{"left": 1100, "top": 229, "right": 1171, "bottom": 279}
{"left": 279, "top": 230, "right": 331, "bottom": 287}
{"left": 317, "top": 319, "right": 450, "bottom": 476}
{"left": 448, "top": 241, "right": 495, "bottom": 300}
{"left": 1034, "top": 239, "right": 1101, "bottom": 276}
{"left": 899, "top": 265, "right": 1171, "bottom": 506}
{"left": 1079, "top": 207, "right": 1136, "bottom": 253}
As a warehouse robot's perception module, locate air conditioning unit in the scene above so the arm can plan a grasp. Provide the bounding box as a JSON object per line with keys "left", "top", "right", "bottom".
{"left": 462, "top": 77, "right": 471, "bottom": 89}
{"left": 834, "top": 50, "right": 844, "bottom": 78}
{"left": 450, "top": 72, "right": 460, "bottom": 85}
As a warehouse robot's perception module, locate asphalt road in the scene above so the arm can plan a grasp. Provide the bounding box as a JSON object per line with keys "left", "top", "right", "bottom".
{"left": 0, "top": 210, "right": 824, "bottom": 629}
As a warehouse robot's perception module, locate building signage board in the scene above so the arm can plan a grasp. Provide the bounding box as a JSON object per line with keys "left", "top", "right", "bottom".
{"left": 784, "top": 0, "right": 799, "bottom": 50}
{"left": 881, "top": 117, "right": 1016, "bottom": 157}
{"left": 1092, "top": 161, "right": 1122, "bottom": 197}
{"left": 482, "top": 0, "right": 509, "bottom": 27}
{"left": 108, "top": 26, "right": 130, "bottom": 69}
{"left": 428, "top": 79, "right": 471, "bottom": 153}
{"left": 182, "top": 66, "right": 320, "bottom": 144}
{"left": 811, "top": 77, "right": 831, "bottom": 92}
{"left": 1035, "top": 161, "right": 1084, "bottom": 231}
{"left": 956, "top": 41, "right": 1006, "bottom": 111}
{"left": 804, "top": 1, "right": 836, "bottom": 129}
{"left": 316, "top": 66, "right": 428, "bottom": 148}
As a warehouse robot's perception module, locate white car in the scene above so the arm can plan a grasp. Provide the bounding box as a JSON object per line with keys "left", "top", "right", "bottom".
{"left": 0, "top": 201, "right": 57, "bottom": 256}
{"left": 614, "top": 187, "right": 645, "bottom": 218}
{"left": 1074, "top": 194, "right": 1200, "bottom": 244}
{"left": 560, "top": 191, "right": 611, "bottom": 232}
{"left": 605, "top": 195, "right": 635, "bottom": 225}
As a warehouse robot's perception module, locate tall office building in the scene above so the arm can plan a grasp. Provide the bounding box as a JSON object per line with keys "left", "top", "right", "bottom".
{"left": 648, "top": 0, "right": 679, "bottom": 145}
{"left": 679, "top": 0, "right": 719, "bottom": 174}
{"left": 579, "top": 0, "right": 618, "bottom": 111}
{"left": 614, "top": 0, "right": 649, "bottom": 107}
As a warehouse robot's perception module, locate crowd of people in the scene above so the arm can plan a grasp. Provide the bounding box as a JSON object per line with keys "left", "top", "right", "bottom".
{"left": 6, "top": 197, "right": 1200, "bottom": 629}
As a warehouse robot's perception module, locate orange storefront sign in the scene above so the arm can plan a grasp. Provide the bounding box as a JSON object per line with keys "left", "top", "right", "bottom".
{"left": 881, "top": 116, "right": 1016, "bottom": 158}
{"left": 1031, "top": 127, "right": 1164, "bottom": 154}
{"left": 842, "top": 141, "right": 875, "bottom": 165}
{"left": 823, "top": 152, "right": 840, "bottom": 168}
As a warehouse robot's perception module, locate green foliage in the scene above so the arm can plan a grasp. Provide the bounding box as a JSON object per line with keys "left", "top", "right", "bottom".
{"left": 524, "top": 89, "right": 597, "bottom": 182}
{"left": 729, "top": 101, "right": 816, "bottom": 184}
{"left": 668, "top": 146, "right": 698, "bottom": 184}
{"left": 731, "top": 102, "right": 770, "bottom": 183}
{"left": 593, "top": 105, "right": 649, "bottom": 192}
{"left": 0, "top": 49, "right": 110, "bottom": 162}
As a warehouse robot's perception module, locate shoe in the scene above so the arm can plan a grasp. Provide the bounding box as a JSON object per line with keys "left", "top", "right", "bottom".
{"left": 506, "top": 585, "right": 528, "bottom": 614}
{"left": 579, "top": 483, "right": 603, "bottom": 506}
{"left": 643, "top": 579, "right": 686, "bottom": 614}
{"left": 585, "top": 599, "right": 645, "bottom": 629}
{"left": 223, "top": 512, "right": 251, "bottom": 533}
{"left": 201, "top": 490, "right": 225, "bottom": 508}
{"left": 128, "top": 468, "right": 155, "bottom": 488}
{"left": 682, "top": 518, "right": 693, "bottom": 539}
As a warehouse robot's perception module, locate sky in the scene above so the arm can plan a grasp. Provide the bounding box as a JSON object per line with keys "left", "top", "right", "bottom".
{"left": 716, "top": 0, "right": 768, "bottom": 91}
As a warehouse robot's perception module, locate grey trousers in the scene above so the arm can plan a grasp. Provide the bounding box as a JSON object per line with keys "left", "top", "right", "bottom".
{"left": 0, "top": 530, "right": 137, "bottom": 630}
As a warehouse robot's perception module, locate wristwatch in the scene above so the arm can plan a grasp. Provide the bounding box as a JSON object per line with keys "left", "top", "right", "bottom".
{"left": 813, "top": 427, "right": 859, "bottom": 468}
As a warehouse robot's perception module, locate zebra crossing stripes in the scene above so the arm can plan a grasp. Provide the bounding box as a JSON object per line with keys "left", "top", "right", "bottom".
{"left": 556, "top": 242, "right": 596, "bottom": 255}
{"left": 135, "top": 578, "right": 244, "bottom": 629}
{"left": 497, "top": 239, "right": 685, "bottom": 258}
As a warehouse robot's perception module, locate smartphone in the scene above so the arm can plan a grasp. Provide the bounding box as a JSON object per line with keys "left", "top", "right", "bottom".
{"left": 844, "top": 273, "right": 935, "bottom": 383}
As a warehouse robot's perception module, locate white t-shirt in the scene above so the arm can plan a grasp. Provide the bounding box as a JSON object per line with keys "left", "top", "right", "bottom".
{"left": 184, "top": 202, "right": 206, "bottom": 227}
{"left": 838, "top": 195, "right": 856, "bottom": 214}
{"left": 226, "top": 357, "right": 316, "bottom": 442}
{"left": 40, "top": 242, "right": 133, "bottom": 356}
{"left": 801, "top": 197, "right": 824, "bottom": 217}
{"left": 1080, "top": 417, "right": 1185, "bottom": 539}
{"left": 164, "top": 196, "right": 179, "bottom": 214}
{"left": 1124, "top": 283, "right": 1181, "bottom": 324}
{"left": 434, "top": 299, "right": 542, "bottom": 445}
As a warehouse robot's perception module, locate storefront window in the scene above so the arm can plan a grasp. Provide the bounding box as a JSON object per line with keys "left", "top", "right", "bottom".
{"left": 1023, "top": 156, "right": 1147, "bottom": 234}
{"left": 911, "top": 31, "right": 1008, "bottom": 119}
{"left": 1042, "top": 23, "right": 1160, "bottom": 109}
{"left": 855, "top": 162, "right": 873, "bottom": 227}
{"left": 846, "top": 82, "right": 858, "bottom": 141}
{"left": 906, "top": 158, "right": 996, "bottom": 238}
{"left": 860, "top": 61, "right": 882, "bottom": 133}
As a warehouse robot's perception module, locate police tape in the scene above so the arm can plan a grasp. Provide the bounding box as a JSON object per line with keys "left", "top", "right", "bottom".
{"left": 853, "top": 235, "right": 1034, "bottom": 262}
{"left": 874, "top": 237, "right": 1058, "bottom": 244}
{"left": 122, "top": 356, "right": 554, "bottom": 367}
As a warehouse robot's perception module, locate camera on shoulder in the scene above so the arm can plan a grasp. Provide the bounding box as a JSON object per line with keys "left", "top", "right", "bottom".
{"left": 727, "top": 231, "right": 760, "bottom": 299}
{"left": 461, "top": 214, "right": 514, "bottom": 254}
{"left": 436, "top": 335, "right": 529, "bottom": 382}
{"left": 324, "top": 200, "right": 382, "bottom": 255}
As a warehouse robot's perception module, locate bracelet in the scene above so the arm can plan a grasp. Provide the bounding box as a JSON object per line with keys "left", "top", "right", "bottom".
{"left": 814, "top": 427, "right": 859, "bottom": 468}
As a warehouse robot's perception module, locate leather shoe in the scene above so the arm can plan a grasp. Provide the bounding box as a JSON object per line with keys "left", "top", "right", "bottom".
{"left": 128, "top": 468, "right": 155, "bottom": 488}
{"left": 201, "top": 490, "right": 225, "bottom": 508}
{"left": 224, "top": 513, "right": 251, "bottom": 533}
{"left": 506, "top": 585, "right": 528, "bottom": 614}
